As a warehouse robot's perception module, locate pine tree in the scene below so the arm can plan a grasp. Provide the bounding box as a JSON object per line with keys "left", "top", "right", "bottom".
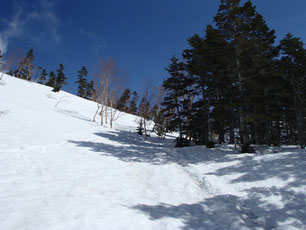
{"left": 85, "top": 80, "right": 95, "bottom": 100}
{"left": 129, "top": 91, "right": 138, "bottom": 115}
{"left": 45, "top": 71, "right": 56, "bottom": 88}
{"left": 37, "top": 69, "right": 48, "bottom": 84}
{"left": 116, "top": 89, "right": 131, "bottom": 112}
{"left": 214, "top": 0, "right": 276, "bottom": 152}
{"left": 153, "top": 108, "right": 167, "bottom": 139}
{"left": 75, "top": 66, "right": 88, "bottom": 98}
{"left": 278, "top": 33, "right": 306, "bottom": 148}
{"left": 53, "top": 64, "right": 67, "bottom": 92}
{"left": 163, "top": 56, "right": 190, "bottom": 147}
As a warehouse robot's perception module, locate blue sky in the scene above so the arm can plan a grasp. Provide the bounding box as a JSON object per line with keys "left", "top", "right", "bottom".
{"left": 1, "top": 0, "right": 306, "bottom": 94}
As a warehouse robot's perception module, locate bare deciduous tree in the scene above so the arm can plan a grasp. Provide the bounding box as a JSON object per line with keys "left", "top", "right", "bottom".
{"left": 93, "top": 58, "right": 125, "bottom": 128}
{"left": 154, "top": 85, "right": 165, "bottom": 113}
{"left": 138, "top": 79, "right": 155, "bottom": 139}
{"left": 0, "top": 49, "right": 22, "bottom": 81}
{"left": 109, "top": 74, "right": 125, "bottom": 128}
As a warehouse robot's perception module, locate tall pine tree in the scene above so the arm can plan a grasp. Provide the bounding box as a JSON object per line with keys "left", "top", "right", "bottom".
{"left": 75, "top": 66, "right": 88, "bottom": 98}
{"left": 53, "top": 64, "right": 67, "bottom": 92}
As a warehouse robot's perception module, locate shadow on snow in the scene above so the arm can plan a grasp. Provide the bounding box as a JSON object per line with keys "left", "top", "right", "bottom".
{"left": 68, "top": 130, "right": 306, "bottom": 229}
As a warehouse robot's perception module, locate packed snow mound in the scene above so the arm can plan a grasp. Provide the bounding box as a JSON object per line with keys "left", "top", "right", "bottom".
{"left": 0, "top": 74, "right": 306, "bottom": 230}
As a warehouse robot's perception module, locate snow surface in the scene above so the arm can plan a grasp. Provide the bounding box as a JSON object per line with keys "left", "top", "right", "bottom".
{"left": 0, "top": 74, "right": 306, "bottom": 230}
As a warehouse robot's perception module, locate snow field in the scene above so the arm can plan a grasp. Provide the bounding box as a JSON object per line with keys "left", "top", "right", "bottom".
{"left": 1, "top": 74, "right": 306, "bottom": 230}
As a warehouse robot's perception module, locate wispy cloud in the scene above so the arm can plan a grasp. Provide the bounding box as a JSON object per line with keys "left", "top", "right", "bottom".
{"left": 79, "top": 28, "right": 107, "bottom": 53}
{"left": 0, "top": 12, "right": 22, "bottom": 53}
{"left": 0, "top": 0, "right": 61, "bottom": 54}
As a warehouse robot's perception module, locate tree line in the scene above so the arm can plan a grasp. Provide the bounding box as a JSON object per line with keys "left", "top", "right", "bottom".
{"left": 160, "top": 0, "right": 306, "bottom": 151}
{"left": 0, "top": 49, "right": 151, "bottom": 130}
{"left": 2, "top": 0, "right": 306, "bottom": 152}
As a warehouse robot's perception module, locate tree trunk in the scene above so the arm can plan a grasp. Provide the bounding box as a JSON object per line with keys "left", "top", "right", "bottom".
{"left": 93, "top": 104, "right": 100, "bottom": 122}
{"left": 264, "top": 88, "right": 270, "bottom": 145}
{"left": 110, "top": 101, "right": 113, "bottom": 129}
{"left": 100, "top": 97, "right": 104, "bottom": 125}
{"left": 235, "top": 43, "right": 249, "bottom": 146}
{"left": 293, "top": 82, "right": 304, "bottom": 148}
{"left": 143, "top": 118, "right": 147, "bottom": 140}
{"left": 229, "top": 117, "right": 235, "bottom": 144}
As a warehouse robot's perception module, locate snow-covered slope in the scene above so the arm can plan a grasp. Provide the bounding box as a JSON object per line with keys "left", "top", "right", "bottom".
{"left": 1, "top": 74, "right": 306, "bottom": 230}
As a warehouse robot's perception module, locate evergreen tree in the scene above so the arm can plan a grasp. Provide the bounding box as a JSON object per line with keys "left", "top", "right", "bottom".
{"left": 278, "top": 33, "right": 306, "bottom": 148}
{"left": 183, "top": 25, "right": 234, "bottom": 146}
{"left": 129, "top": 91, "right": 138, "bottom": 115}
{"left": 75, "top": 66, "right": 88, "bottom": 98}
{"left": 153, "top": 108, "right": 167, "bottom": 139}
{"left": 37, "top": 69, "right": 48, "bottom": 85}
{"left": 214, "top": 0, "right": 276, "bottom": 152}
{"left": 45, "top": 71, "right": 56, "bottom": 88}
{"left": 116, "top": 89, "right": 131, "bottom": 112}
{"left": 85, "top": 80, "right": 95, "bottom": 100}
{"left": 163, "top": 56, "right": 190, "bottom": 147}
{"left": 53, "top": 64, "right": 67, "bottom": 92}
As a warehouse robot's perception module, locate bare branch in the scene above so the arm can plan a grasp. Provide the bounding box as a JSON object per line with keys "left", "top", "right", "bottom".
{"left": 93, "top": 58, "right": 126, "bottom": 128}
{"left": 54, "top": 96, "right": 69, "bottom": 108}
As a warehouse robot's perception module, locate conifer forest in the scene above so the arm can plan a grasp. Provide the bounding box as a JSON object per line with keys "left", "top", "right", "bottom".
{"left": 2, "top": 0, "right": 306, "bottom": 153}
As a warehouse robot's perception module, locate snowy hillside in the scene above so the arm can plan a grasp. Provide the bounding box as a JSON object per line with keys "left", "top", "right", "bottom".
{"left": 1, "top": 74, "right": 306, "bottom": 230}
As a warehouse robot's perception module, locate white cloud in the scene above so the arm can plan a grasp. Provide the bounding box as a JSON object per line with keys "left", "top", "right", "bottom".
{"left": 0, "top": 0, "right": 61, "bottom": 54}
{"left": 0, "top": 13, "right": 22, "bottom": 53}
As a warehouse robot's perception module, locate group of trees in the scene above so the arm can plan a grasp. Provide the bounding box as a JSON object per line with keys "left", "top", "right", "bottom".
{"left": 1, "top": 48, "right": 96, "bottom": 95}
{"left": 75, "top": 66, "right": 95, "bottom": 99}
{"left": 0, "top": 48, "right": 144, "bottom": 130}
{"left": 2, "top": 0, "right": 306, "bottom": 151}
{"left": 160, "top": 0, "right": 306, "bottom": 151}
{"left": 2, "top": 48, "right": 68, "bottom": 92}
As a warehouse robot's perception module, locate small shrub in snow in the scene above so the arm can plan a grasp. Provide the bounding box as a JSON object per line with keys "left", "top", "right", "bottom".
{"left": 137, "top": 121, "right": 144, "bottom": 135}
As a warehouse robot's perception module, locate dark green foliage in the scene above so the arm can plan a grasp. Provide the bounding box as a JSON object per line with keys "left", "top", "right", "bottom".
{"left": 160, "top": 0, "right": 306, "bottom": 149}
{"left": 85, "top": 80, "right": 95, "bottom": 100}
{"left": 37, "top": 69, "right": 48, "bottom": 84}
{"left": 45, "top": 71, "right": 56, "bottom": 88}
{"left": 278, "top": 33, "right": 306, "bottom": 148}
{"left": 129, "top": 91, "right": 138, "bottom": 115}
{"left": 162, "top": 56, "right": 188, "bottom": 141}
{"left": 75, "top": 66, "right": 88, "bottom": 98}
{"left": 53, "top": 64, "right": 67, "bottom": 92}
{"left": 116, "top": 89, "right": 131, "bottom": 112}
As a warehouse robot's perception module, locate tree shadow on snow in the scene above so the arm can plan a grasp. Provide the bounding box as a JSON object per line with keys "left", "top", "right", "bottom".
{"left": 199, "top": 149, "right": 306, "bottom": 229}
{"left": 69, "top": 130, "right": 306, "bottom": 229}
{"left": 68, "top": 130, "right": 244, "bottom": 166}
{"left": 69, "top": 130, "right": 176, "bottom": 165}
{"left": 132, "top": 190, "right": 306, "bottom": 230}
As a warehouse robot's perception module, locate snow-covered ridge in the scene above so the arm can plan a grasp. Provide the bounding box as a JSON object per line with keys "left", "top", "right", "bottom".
{"left": 0, "top": 74, "right": 306, "bottom": 230}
